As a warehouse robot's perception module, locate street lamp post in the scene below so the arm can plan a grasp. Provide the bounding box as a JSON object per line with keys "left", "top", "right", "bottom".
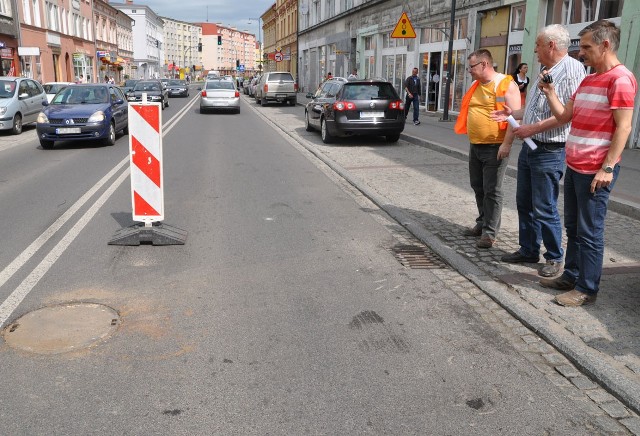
{"left": 247, "top": 18, "right": 262, "bottom": 73}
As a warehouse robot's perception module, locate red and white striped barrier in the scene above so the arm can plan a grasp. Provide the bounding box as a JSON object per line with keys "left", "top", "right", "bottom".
{"left": 129, "top": 102, "right": 164, "bottom": 222}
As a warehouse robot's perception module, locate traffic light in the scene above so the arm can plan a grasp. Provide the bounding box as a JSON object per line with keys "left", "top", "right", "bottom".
{"left": 193, "top": 65, "right": 196, "bottom": 72}
{"left": 197, "top": 42, "right": 202, "bottom": 52}
{"left": 217, "top": 35, "right": 222, "bottom": 45}
{"left": 236, "top": 59, "right": 240, "bottom": 67}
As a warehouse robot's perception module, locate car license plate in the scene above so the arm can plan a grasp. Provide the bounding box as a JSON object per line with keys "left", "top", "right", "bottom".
{"left": 276, "top": 94, "right": 287, "bottom": 98}
{"left": 56, "top": 127, "right": 81, "bottom": 134}
{"left": 360, "top": 111, "right": 385, "bottom": 118}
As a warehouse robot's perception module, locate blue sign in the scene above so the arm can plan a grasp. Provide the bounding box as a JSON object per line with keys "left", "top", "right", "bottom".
{"left": 239, "top": 65, "right": 245, "bottom": 72}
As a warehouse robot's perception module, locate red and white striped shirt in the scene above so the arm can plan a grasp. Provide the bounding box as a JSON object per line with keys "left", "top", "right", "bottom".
{"left": 566, "top": 64, "right": 637, "bottom": 174}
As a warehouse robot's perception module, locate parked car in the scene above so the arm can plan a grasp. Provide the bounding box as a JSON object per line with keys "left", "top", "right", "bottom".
{"left": 200, "top": 78, "right": 240, "bottom": 114}
{"left": 242, "top": 78, "right": 252, "bottom": 95}
{"left": 0, "top": 76, "right": 48, "bottom": 134}
{"left": 304, "top": 79, "right": 405, "bottom": 143}
{"left": 254, "top": 71, "right": 297, "bottom": 106}
{"left": 248, "top": 76, "right": 261, "bottom": 97}
{"left": 43, "top": 82, "right": 73, "bottom": 103}
{"left": 120, "top": 79, "right": 140, "bottom": 96}
{"left": 166, "top": 79, "right": 189, "bottom": 97}
{"left": 36, "top": 84, "right": 128, "bottom": 149}
{"left": 127, "top": 80, "right": 169, "bottom": 109}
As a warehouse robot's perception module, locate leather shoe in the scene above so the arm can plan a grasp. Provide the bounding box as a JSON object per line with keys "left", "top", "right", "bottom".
{"left": 539, "top": 275, "right": 575, "bottom": 290}
{"left": 554, "top": 290, "right": 597, "bottom": 307}
{"left": 539, "top": 260, "right": 563, "bottom": 278}
{"left": 463, "top": 224, "right": 482, "bottom": 237}
{"left": 501, "top": 251, "right": 539, "bottom": 263}
{"left": 476, "top": 236, "right": 495, "bottom": 249}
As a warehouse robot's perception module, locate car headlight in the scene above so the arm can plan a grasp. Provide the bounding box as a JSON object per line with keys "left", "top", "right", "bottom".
{"left": 0, "top": 107, "right": 6, "bottom": 116}
{"left": 128, "top": 96, "right": 136, "bottom": 101}
{"left": 37, "top": 112, "right": 49, "bottom": 123}
{"left": 88, "top": 111, "right": 105, "bottom": 123}
{"left": 150, "top": 95, "right": 161, "bottom": 100}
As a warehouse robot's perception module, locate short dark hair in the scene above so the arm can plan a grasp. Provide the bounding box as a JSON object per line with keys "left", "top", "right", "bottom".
{"left": 468, "top": 49, "right": 493, "bottom": 64}
{"left": 579, "top": 19, "right": 620, "bottom": 52}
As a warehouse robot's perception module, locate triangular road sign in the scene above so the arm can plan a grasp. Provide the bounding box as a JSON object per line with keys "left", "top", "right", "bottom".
{"left": 391, "top": 12, "right": 416, "bottom": 38}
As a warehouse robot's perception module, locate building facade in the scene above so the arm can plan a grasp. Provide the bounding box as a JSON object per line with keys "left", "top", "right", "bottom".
{"left": 274, "top": 0, "right": 297, "bottom": 78}
{"left": 111, "top": 1, "right": 164, "bottom": 80}
{"left": 261, "top": 4, "right": 276, "bottom": 73}
{"left": 161, "top": 17, "right": 201, "bottom": 79}
{"left": 17, "top": 0, "right": 96, "bottom": 82}
{"left": 114, "top": 8, "right": 134, "bottom": 81}
{"left": 199, "top": 22, "right": 256, "bottom": 76}
{"left": 0, "top": 0, "right": 20, "bottom": 77}
{"left": 94, "top": 0, "right": 119, "bottom": 82}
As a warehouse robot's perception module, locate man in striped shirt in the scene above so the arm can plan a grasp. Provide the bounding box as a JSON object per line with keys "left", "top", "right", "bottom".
{"left": 539, "top": 20, "right": 637, "bottom": 306}
{"left": 497, "top": 25, "right": 586, "bottom": 278}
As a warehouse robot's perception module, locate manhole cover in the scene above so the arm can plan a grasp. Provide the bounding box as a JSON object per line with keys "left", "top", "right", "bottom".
{"left": 2, "top": 303, "right": 119, "bottom": 355}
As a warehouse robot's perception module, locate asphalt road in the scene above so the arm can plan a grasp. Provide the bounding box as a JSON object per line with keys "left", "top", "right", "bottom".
{"left": 0, "top": 92, "right": 602, "bottom": 434}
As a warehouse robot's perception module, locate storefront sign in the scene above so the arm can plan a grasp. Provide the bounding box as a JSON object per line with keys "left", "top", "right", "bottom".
{"left": 1, "top": 48, "right": 13, "bottom": 59}
{"left": 18, "top": 47, "right": 40, "bottom": 56}
{"left": 508, "top": 44, "right": 522, "bottom": 55}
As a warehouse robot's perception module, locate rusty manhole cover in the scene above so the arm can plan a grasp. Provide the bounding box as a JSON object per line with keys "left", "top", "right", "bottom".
{"left": 2, "top": 303, "right": 119, "bottom": 354}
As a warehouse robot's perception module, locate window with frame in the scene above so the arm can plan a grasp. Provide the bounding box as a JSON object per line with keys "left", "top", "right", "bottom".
{"left": 22, "top": 0, "right": 31, "bottom": 25}
{"left": 0, "top": 0, "right": 11, "bottom": 16}
{"left": 511, "top": 5, "right": 525, "bottom": 31}
{"left": 420, "top": 28, "right": 431, "bottom": 43}
{"left": 364, "top": 36, "right": 375, "bottom": 50}
{"left": 382, "top": 34, "right": 395, "bottom": 48}
{"left": 32, "top": 0, "right": 41, "bottom": 26}
{"left": 546, "top": 0, "right": 624, "bottom": 24}
{"left": 431, "top": 22, "right": 445, "bottom": 43}
{"left": 456, "top": 17, "right": 468, "bottom": 39}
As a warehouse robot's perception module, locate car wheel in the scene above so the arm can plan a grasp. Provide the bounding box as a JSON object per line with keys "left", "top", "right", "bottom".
{"left": 104, "top": 122, "right": 116, "bottom": 146}
{"left": 261, "top": 97, "right": 267, "bottom": 107}
{"left": 236, "top": 108, "right": 241, "bottom": 114}
{"left": 321, "top": 118, "right": 333, "bottom": 144}
{"left": 290, "top": 98, "right": 297, "bottom": 106}
{"left": 161, "top": 100, "right": 165, "bottom": 110}
{"left": 122, "top": 124, "right": 129, "bottom": 135}
{"left": 305, "top": 111, "right": 313, "bottom": 132}
{"left": 200, "top": 106, "right": 206, "bottom": 114}
{"left": 386, "top": 133, "right": 401, "bottom": 143}
{"left": 40, "top": 139, "right": 54, "bottom": 149}
{"left": 165, "top": 99, "right": 169, "bottom": 108}
{"left": 11, "top": 113, "right": 22, "bottom": 135}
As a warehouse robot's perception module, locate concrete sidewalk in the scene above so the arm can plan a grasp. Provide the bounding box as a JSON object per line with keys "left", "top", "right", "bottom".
{"left": 289, "top": 92, "right": 640, "bottom": 421}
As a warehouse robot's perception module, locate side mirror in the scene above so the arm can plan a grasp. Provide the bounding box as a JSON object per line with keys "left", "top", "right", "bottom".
{"left": 115, "top": 99, "right": 124, "bottom": 105}
{"left": 19, "top": 93, "right": 29, "bottom": 99}
{"left": 197, "top": 87, "right": 202, "bottom": 91}
{"left": 305, "top": 93, "right": 314, "bottom": 99}
{"left": 42, "top": 100, "right": 49, "bottom": 106}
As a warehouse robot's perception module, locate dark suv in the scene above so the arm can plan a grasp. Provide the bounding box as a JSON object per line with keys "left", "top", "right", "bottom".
{"left": 304, "top": 79, "right": 406, "bottom": 143}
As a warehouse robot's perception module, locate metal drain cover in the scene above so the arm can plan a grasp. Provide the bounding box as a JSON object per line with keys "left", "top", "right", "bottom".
{"left": 391, "top": 245, "right": 448, "bottom": 269}
{"left": 2, "top": 303, "right": 119, "bottom": 354}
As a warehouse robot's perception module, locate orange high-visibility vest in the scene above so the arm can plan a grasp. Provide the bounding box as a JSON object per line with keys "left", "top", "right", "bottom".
{"left": 454, "top": 74, "right": 513, "bottom": 134}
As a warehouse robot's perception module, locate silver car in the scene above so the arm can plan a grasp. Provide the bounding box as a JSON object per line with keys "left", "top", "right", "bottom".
{"left": 0, "top": 77, "right": 48, "bottom": 134}
{"left": 199, "top": 79, "right": 240, "bottom": 114}
{"left": 254, "top": 71, "right": 297, "bottom": 106}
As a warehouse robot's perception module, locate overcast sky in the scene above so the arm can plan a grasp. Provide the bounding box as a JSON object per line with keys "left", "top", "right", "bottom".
{"left": 139, "top": 0, "right": 274, "bottom": 39}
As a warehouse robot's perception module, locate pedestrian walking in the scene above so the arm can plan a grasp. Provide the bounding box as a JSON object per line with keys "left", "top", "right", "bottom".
{"left": 512, "top": 63, "right": 530, "bottom": 106}
{"left": 348, "top": 69, "right": 358, "bottom": 80}
{"left": 537, "top": 19, "right": 637, "bottom": 306}
{"left": 404, "top": 67, "right": 422, "bottom": 125}
{"left": 454, "top": 49, "right": 521, "bottom": 249}
{"left": 494, "top": 25, "right": 586, "bottom": 277}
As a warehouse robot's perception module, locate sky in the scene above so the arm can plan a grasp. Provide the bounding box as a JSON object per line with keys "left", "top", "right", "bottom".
{"left": 139, "top": 0, "right": 274, "bottom": 40}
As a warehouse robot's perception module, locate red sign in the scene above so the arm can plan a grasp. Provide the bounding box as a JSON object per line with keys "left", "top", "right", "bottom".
{"left": 1, "top": 48, "right": 13, "bottom": 59}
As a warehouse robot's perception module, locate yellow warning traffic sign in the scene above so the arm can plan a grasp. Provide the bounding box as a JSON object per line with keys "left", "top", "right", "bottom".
{"left": 391, "top": 12, "right": 416, "bottom": 38}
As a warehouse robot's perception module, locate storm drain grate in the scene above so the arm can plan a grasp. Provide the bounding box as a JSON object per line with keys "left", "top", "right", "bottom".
{"left": 391, "top": 245, "right": 449, "bottom": 269}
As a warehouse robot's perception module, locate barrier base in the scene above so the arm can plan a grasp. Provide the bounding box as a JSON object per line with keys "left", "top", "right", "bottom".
{"left": 108, "top": 222, "right": 187, "bottom": 246}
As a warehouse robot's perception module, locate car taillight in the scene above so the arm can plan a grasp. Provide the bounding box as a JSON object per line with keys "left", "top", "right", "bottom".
{"left": 201, "top": 90, "right": 206, "bottom": 97}
{"left": 388, "top": 100, "right": 404, "bottom": 110}
{"left": 333, "top": 101, "right": 356, "bottom": 111}
{"left": 294, "top": 83, "right": 298, "bottom": 91}
{"left": 235, "top": 90, "right": 240, "bottom": 97}
{"left": 264, "top": 84, "right": 268, "bottom": 92}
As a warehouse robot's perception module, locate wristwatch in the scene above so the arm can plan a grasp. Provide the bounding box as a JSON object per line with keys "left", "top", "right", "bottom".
{"left": 602, "top": 164, "right": 614, "bottom": 174}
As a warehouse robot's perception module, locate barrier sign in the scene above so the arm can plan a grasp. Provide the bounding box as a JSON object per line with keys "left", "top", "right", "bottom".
{"left": 129, "top": 102, "right": 164, "bottom": 222}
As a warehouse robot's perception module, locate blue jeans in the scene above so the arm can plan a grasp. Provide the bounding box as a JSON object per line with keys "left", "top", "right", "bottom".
{"left": 469, "top": 144, "right": 509, "bottom": 239}
{"left": 562, "top": 165, "right": 619, "bottom": 295}
{"left": 515, "top": 144, "right": 565, "bottom": 261}
{"left": 405, "top": 94, "right": 420, "bottom": 122}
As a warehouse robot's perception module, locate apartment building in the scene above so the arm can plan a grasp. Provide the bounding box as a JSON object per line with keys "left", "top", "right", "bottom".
{"left": 111, "top": 1, "right": 164, "bottom": 80}
{"left": 199, "top": 22, "right": 256, "bottom": 76}
{"left": 0, "top": 0, "right": 20, "bottom": 76}
{"left": 161, "top": 17, "right": 201, "bottom": 79}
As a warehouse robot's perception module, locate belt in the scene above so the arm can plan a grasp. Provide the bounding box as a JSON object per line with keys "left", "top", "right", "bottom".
{"left": 532, "top": 138, "right": 565, "bottom": 149}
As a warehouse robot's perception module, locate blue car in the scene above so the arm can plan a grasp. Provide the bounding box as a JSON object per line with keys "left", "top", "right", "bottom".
{"left": 36, "top": 83, "right": 129, "bottom": 149}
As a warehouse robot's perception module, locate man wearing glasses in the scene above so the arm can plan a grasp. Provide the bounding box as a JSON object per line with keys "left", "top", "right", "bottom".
{"left": 455, "top": 49, "right": 521, "bottom": 248}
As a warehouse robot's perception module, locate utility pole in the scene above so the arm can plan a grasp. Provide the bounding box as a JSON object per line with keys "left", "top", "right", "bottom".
{"left": 442, "top": 0, "right": 456, "bottom": 121}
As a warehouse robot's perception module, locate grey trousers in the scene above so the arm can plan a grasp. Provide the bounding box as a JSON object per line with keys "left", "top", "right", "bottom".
{"left": 469, "top": 143, "right": 509, "bottom": 239}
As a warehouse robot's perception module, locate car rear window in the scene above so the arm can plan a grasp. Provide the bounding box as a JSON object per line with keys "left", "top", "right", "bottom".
{"left": 268, "top": 73, "right": 294, "bottom": 82}
{"left": 44, "top": 84, "right": 68, "bottom": 94}
{"left": 342, "top": 83, "right": 398, "bottom": 100}
{"left": 206, "top": 81, "right": 235, "bottom": 90}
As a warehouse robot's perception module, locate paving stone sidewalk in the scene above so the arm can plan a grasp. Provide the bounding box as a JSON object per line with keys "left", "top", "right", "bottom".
{"left": 275, "top": 94, "right": 640, "bottom": 418}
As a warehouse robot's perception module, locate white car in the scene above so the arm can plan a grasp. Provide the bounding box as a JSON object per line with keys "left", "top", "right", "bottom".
{"left": 43, "top": 82, "right": 73, "bottom": 103}
{"left": 200, "top": 79, "right": 240, "bottom": 114}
